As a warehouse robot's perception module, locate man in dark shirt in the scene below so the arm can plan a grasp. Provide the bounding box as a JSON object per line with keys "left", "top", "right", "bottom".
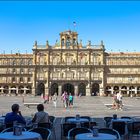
{"left": 4, "top": 104, "right": 26, "bottom": 125}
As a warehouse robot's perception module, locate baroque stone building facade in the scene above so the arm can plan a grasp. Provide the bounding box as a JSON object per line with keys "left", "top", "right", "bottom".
{"left": 0, "top": 30, "right": 140, "bottom": 97}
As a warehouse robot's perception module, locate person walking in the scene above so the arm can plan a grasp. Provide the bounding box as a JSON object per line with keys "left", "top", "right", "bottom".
{"left": 69, "top": 93, "right": 73, "bottom": 107}
{"left": 117, "top": 92, "right": 123, "bottom": 110}
{"left": 52, "top": 93, "right": 57, "bottom": 108}
{"left": 61, "top": 91, "right": 69, "bottom": 108}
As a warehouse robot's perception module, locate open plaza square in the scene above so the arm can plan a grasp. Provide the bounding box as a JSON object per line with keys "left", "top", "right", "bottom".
{"left": 0, "top": 95, "right": 140, "bottom": 140}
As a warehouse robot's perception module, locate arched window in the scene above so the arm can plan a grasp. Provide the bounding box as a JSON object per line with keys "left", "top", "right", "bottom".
{"left": 61, "top": 39, "right": 64, "bottom": 47}
{"left": 73, "top": 39, "right": 77, "bottom": 46}
{"left": 20, "top": 68, "right": 24, "bottom": 73}
{"left": 66, "top": 37, "right": 71, "bottom": 48}
{"left": 28, "top": 59, "right": 32, "bottom": 65}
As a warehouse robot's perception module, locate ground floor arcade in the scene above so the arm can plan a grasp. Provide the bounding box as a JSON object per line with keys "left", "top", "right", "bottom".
{"left": 106, "top": 85, "right": 140, "bottom": 97}
{"left": 36, "top": 82, "right": 101, "bottom": 96}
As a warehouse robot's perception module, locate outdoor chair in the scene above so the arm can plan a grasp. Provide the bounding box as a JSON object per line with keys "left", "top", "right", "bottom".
{"left": 89, "top": 121, "right": 97, "bottom": 129}
{"left": 5, "top": 123, "right": 13, "bottom": 128}
{"left": 64, "top": 116, "right": 75, "bottom": 123}
{"left": 67, "top": 127, "right": 92, "bottom": 140}
{"left": 49, "top": 115, "right": 56, "bottom": 124}
{"left": 38, "top": 122, "right": 56, "bottom": 140}
{"left": 28, "top": 127, "right": 51, "bottom": 140}
{"left": 98, "top": 128, "right": 121, "bottom": 140}
{"left": 80, "top": 116, "right": 91, "bottom": 122}
{"left": 121, "top": 116, "right": 133, "bottom": 120}
{"left": 61, "top": 123, "right": 76, "bottom": 139}
{"left": 132, "top": 121, "right": 140, "bottom": 135}
{"left": 112, "top": 121, "right": 128, "bottom": 139}
{"left": 103, "top": 116, "right": 113, "bottom": 128}
{"left": 38, "top": 122, "right": 52, "bottom": 129}
{"left": 81, "top": 122, "right": 90, "bottom": 128}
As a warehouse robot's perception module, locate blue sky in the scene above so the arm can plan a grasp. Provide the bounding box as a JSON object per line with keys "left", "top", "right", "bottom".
{"left": 0, "top": 1, "right": 140, "bottom": 53}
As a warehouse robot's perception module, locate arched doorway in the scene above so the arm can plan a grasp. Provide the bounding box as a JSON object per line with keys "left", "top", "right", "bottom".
{"left": 121, "top": 86, "right": 127, "bottom": 95}
{"left": 91, "top": 83, "right": 99, "bottom": 96}
{"left": 11, "top": 86, "right": 17, "bottom": 95}
{"left": 62, "top": 83, "right": 74, "bottom": 95}
{"left": 26, "top": 86, "right": 31, "bottom": 94}
{"left": 114, "top": 86, "right": 119, "bottom": 93}
{"left": 137, "top": 86, "right": 140, "bottom": 96}
{"left": 19, "top": 86, "right": 24, "bottom": 94}
{"left": 37, "top": 83, "right": 45, "bottom": 96}
{"left": 50, "top": 83, "right": 58, "bottom": 96}
{"left": 106, "top": 86, "right": 111, "bottom": 96}
{"left": 78, "top": 83, "right": 86, "bottom": 96}
{"left": 3, "top": 85, "right": 8, "bottom": 94}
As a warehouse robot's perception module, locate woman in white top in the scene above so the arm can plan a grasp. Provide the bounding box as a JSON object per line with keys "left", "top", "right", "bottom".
{"left": 117, "top": 92, "right": 123, "bottom": 110}
{"left": 32, "top": 104, "right": 49, "bottom": 123}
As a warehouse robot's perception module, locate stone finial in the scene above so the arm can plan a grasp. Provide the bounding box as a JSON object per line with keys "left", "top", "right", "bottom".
{"left": 101, "top": 40, "right": 103, "bottom": 45}
{"left": 88, "top": 40, "right": 91, "bottom": 46}
{"left": 35, "top": 40, "right": 37, "bottom": 46}
{"left": 80, "top": 39, "right": 82, "bottom": 44}
{"left": 46, "top": 40, "right": 49, "bottom": 46}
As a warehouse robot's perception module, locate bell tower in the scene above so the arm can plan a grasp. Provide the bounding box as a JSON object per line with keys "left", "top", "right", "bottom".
{"left": 60, "top": 30, "right": 78, "bottom": 49}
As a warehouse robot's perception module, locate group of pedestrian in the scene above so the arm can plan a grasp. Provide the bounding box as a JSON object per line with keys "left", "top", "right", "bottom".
{"left": 61, "top": 91, "right": 74, "bottom": 108}
{"left": 112, "top": 92, "right": 123, "bottom": 110}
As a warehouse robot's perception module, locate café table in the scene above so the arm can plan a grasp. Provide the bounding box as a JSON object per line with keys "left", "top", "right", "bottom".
{"left": 75, "top": 133, "right": 117, "bottom": 140}
{"left": 0, "top": 131, "right": 42, "bottom": 140}
{"left": 66, "top": 118, "right": 89, "bottom": 123}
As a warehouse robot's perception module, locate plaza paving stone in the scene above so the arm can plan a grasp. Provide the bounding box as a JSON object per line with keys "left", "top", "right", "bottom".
{"left": 0, "top": 95, "right": 140, "bottom": 140}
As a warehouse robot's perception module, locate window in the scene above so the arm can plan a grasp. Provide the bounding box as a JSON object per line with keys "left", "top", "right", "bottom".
{"left": 19, "top": 77, "right": 23, "bottom": 82}
{"left": 12, "top": 77, "right": 16, "bottom": 82}
{"left": 66, "top": 37, "right": 71, "bottom": 48}
{"left": 27, "top": 77, "right": 31, "bottom": 82}
{"left": 20, "top": 68, "right": 24, "bottom": 73}
{"left": 12, "top": 68, "right": 16, "bottom": 73}
{"left": 61, "top": 39, "right": 64, "bottom": 47}
{"left": 73, "top": 39, "right": 77, "bottom": 46}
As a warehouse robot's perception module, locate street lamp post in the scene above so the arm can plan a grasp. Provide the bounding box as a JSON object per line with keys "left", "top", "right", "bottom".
{"left": 128, "top": 76, "right": 134, "bottom": 98}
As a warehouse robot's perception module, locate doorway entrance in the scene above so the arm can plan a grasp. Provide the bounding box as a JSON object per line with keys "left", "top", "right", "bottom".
{"left": 78, "top": 83, "right": 86, "bottom": 96}
{"left": 62, "top": 83, "right": 74, "bottom": 95}
{"left": 37, "top": 83, "right": 45, "bottom": 96}
{"left": 91, "top": 83, "right": 99, "bottom": 96}
{"left": 50, "top": 83, "right": 58, "bottom": 96}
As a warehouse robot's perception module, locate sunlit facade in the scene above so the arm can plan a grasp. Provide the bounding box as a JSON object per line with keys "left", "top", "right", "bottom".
{"left": 0, "top": 30, "right": 140, "bottom": 97}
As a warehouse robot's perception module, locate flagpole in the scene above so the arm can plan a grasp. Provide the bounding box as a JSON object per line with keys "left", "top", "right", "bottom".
{"left": 73, "top": 21, "right": 76, "bottom": 31}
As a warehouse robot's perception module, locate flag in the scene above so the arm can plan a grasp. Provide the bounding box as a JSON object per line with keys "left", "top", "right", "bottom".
{"left": 73, "top": 21, "right": 76, "bottom": 27}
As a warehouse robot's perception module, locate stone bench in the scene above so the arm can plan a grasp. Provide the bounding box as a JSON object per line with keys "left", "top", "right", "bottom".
{"left": 24, "top": 102, "right": 40, "bottom": 108}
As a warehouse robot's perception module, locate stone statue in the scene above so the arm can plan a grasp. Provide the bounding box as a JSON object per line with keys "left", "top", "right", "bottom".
{"left": 35, "top": 40, "right": 37, "bottom": 46}
{"left": 88, "top": 40, "right": 91, "bottom": 46}
{"left": 46, "top": 40, "right": 49, "bottom": 46}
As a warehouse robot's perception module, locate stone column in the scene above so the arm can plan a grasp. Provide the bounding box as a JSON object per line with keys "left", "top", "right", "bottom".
{"left": 135, "top": 87, "right": 137, "bottom": 96}
{"left": 86, "top": 83, "right": 91, "bottom": 96}
{"left": 111, "top": 87, "right": 114, "bottom": 94}
{"left": 75, "top": 85, "right": 78, "bottom": 96}
{"left": 59, "top": 85, "right": 62, "bottom": 96}
{"left": 127, "top": 86, "right": 129, "bottom": 95}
